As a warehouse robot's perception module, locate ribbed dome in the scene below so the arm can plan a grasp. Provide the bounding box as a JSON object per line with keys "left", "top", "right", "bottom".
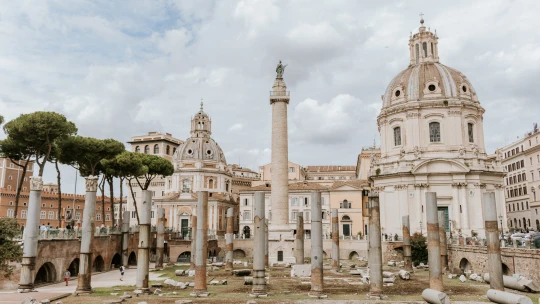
{"left": 382, "top": 62, "right": 479, "bottom": 108}
{"left": 175, "top": 136, "right": 227, "bottom": 164}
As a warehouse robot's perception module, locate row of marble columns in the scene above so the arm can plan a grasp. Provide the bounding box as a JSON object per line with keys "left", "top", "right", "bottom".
{"left": 18, "top": 175, "right": 167, "bottom": 294}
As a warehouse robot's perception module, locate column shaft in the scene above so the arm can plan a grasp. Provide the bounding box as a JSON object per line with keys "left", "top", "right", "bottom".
{"left": 76, "top": 176, "right": 98, "bottom": 294}
{"left": 426, "top": 192, "right": 443, "bottom": 292}
{"left": 136, "top": 190, "right": 152, "bottom": 291}
{"left": 193, "top": 191, "right": 209, "bottom": 294}
{"left": 264, "top": 219, "right": 269, "bottom": 267}
{"left": 294, "top": 215, "right": 304, "bottom": 264}
{"left": 18, "top": 177, "right": 43, "bottom": 292}
{"left": 156, "top": 207, "right": 165, "bottom": 269}
{"left": 225, "top": 207, "right": 234, "bottom": 270}
{"left": 484, "top": 192, "right": 504, "bottom": 291}
{"left": 331, "top": 208, "right": 340, "bottom": 270}
{"left": 252, "top": 191, "right": 267, "bottom": 295}
{"left": 438, "top": 211, "right": 448, "bottom": 271}
{"left": 270, "top": 101, "right": 289, "bottom": 225}
{"left": 190, "top": 213, "right": 197, "bottom": 270}
{"left": 402, "top": 215, "right": 413, "bottom": 271}
{"left": 310, "top": 191, "right": 324, "bottom": 296}
{"left": 368, "top": 194, "right": 383, "bottom": 297}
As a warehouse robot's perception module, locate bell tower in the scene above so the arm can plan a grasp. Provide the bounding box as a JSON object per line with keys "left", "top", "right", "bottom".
{"left": 190, "top": 101, "right": 212, "bottom": 138}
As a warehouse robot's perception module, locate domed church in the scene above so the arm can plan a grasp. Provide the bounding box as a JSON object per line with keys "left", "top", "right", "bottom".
{"left": 370, "top": 18, "right": 506, "bottom": 238}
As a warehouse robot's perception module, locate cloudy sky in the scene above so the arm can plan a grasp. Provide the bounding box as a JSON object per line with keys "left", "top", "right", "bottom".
{"left": 1, "top": 0, "right": 540, "bottom": 194}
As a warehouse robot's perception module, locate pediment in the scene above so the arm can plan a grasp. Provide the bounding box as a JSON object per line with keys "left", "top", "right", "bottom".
{"left": 332, "top": 185, "right": 360, "bottom": 191}
{"left": 412, "top": 159, "right": 470, "bottom": 174}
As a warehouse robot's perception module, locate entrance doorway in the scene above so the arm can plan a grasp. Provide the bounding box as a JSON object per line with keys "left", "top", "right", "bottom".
{"left": 243, "top": 226, "right": 251, "bottom": 238}
{"left": 438, "top": 206, "right": 449, "bottom": 232}
{"left": 181, "top": 219, "right": 189, "bottom": 237}
{"left": 277, "top": 251, "right": 283, "bottom": 262}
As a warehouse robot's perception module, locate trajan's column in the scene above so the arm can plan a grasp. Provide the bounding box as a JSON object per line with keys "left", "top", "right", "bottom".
{"left": 268, "top": 61, "right": 295, "bottom": 264}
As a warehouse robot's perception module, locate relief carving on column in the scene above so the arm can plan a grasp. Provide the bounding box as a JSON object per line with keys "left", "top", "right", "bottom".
{"left": 413, "top": 183, "right": 429, "bottom": 188}
{"left": 473, "top": 183, "right": 486, "bottom": 189}
{"left": 452, "top": 182, "right": 468, "bottom": 188}
{"left": 394, "top": 184, "right": 408, "bottom": 190}
{"left": 85, "top": 175, "right": 99, "bottom": 192}
{"left": 493, "top": 184, "right": 504, "bottom": 190}
{"left": 371, "top": 186, "right": 385, "bottom": 195}
{"left": 30, "top": 176, "right": 43, "bottom": 191}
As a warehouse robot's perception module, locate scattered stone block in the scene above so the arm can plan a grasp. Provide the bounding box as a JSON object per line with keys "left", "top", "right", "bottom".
{"left": 188, "top": 282, "right": 195, "bottom": 287}
{"left": 210, "top": 280, "right": 219, "bottom": 285}
{"left": 212, "top": 267, "right": 220, "bottom": 271}
{"left": 382, "top": 271, "right": 395, "bottom": 278}
{"left": 212, "top": 262, "right": 224, "bottom": 267}
{"left": 175, "top": 270, "right": 185, "bottom": 276}
{"left": 137, "top": 302, "right": 148, "bottom": 304}
{"left": 291, "top": 264, "right": 311, "bottom": 277}
{"left": 399, "top": 270, "right": 410, "bottom": 280}
{"left": 175, "top": 301, "right": 193, "bottom": 304}
{"left": 459, "top": 275, "right": 467, "bottom": 282}
{"left": 387, "top": 260, "right": 396, "bottom": 266}
{"left": 110, "top": 293, "right": 119, "bottom": 296}
{"left": 40, "top": 300, "right": 50, "bottom": 304}
{"left": 350, "top": 270, "right": 363, "bottom": 276}
{"left": 153, "top": 289, "right": 162, "bottom": 295}
{"left": 187, "top": 269, "right": 195, "bottom": 277}
{"left": 233, "top": 260, "right": 243, "bottom": 265}
{"left": 103, "top": 301, "right": 123, "bottom": 304}
{"left": 384, "top": 283, "right": 394, "bottom": 287}
{"left": 383, "top": 277, "right": 395, "bottom": 283}
{"left": 133, "top": 290, "right": 143, "bottom": 295}
{"left": 244, "top": 262, "right": 248, "bottom": 267}
{"left": 350, "top": 264, "right": 356, "bottom": 268}
{"left": 244, "top": 277, "right": 253, "bottom": 285}
{"left": 220, "top": 280, "right": 227, "bottom": 285}
{"left": 246, "top": 301, "right": 257, "bottom": 304}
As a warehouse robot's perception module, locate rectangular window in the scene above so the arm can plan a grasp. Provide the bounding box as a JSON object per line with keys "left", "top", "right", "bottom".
{"left": 40, "top": 211, "right": 46, "bottom": 219}
{"left": 288, "top": 167, "right": 295, "bottom": 173}
{"left": 21, "top": 210, "right": 27, "bottom": 219}
{"left": 131, "top": 211, "right": 136, "bottom": 219}
{"left": 96, "top": 214, "right": 101, "bottom": 221}
{"left": 152, "top": 191, "right": 155, "bottom": 197}
{"left": 467, "top": 123, "right": 474, "bottom": 143}
{"left": 243, "top": 211, "right": 251, "bottom": 221}
{"left": 244, "top": 198, "right": 249, "bottom": 206}
{"left": 292, "top": 211, "right": 298, "bottom": 220}
{"left": 76, "top": 212, "right": 81, "bottom": 220}
{"left": 394, "top": 127, "right": 402, "bottom": 146}
{"left": 305, "top": 211, "right": 310, "bottom": 222}
{"left": 429, "top": 122, "right": 441, "bottom": 142}
{"left": 7, "top": 209, "right": 14, "bottom": 217}
{"left": 106, "top": 214, "right": 110, "bottom": 221}
{"left": 151, "top": 211, "right": 154, "bottom": 219}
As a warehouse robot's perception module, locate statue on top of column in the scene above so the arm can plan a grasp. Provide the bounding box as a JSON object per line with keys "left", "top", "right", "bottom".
{"left": 276, "top": 60, "right": 287, "bottom": 78}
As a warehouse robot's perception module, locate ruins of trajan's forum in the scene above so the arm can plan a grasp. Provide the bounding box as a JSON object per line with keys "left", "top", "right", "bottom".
{"left": 3, "top": 17, "right": 540, "bottom": 304}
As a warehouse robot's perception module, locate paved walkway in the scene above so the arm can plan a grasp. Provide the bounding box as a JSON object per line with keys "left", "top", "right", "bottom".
{"left": 0, "top": 267, "right": 165, "bottom": 303}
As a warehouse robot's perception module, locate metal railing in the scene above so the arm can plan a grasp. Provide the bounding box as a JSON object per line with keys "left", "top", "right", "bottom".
{"left": 269, "top": 91, "right": 290, "bottom": 96}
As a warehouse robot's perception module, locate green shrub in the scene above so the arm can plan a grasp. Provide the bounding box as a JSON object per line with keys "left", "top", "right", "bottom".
{"left": 411, "top": 232, "right": 427, "bottom": 266}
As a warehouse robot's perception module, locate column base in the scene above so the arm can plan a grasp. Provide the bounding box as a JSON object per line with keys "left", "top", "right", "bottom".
{"left": 249, "top": 292, "right": 268, "bottom": 297}
{"left": 190, "top": 291, "right": 210, "bottom": 297}
{"left": 17, "top": 288, "right": 34, "bottom": 293}
{"left": 308, "top": 292, "right": 327, "bottom": 298}
{"left": 74, "top": 288, "right": 93, "bottom": 295}
{"left": 367, "top": 293, "right": 387, "bottom": 300}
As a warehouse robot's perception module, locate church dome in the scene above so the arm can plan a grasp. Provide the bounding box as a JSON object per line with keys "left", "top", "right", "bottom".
{"left": 173, "top": 102, "right": 227, "bottom": 166}
{"left": 382, "top": 20, "right": 479, "bottom": 108}
{"left": 382, "top": 62, "right": 479, "bottom": 108}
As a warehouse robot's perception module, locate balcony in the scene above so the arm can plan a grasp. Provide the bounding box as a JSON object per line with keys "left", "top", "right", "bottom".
{"left": 269, "top": 91, "right": 290, "bottom": 96}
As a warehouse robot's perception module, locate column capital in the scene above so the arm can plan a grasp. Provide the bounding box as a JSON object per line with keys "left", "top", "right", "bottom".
{"left": 30, "top": 176, "right": 43, "bottom": 191}
{"left": 85, "top": 175, "right": 99, "bottom": 192}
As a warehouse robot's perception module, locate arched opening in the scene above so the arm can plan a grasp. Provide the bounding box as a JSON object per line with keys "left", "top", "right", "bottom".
{"left": 322, "top": 251, "right": 328, "bottom": 259}
{"left": 233, "top": 249, "right": 246, "bottom": 258}
{"left": 459, "top": 258, "right": 472, "bottom": 273}
{"left": 502, "top": 263, "right": 512, "bottom": 275}
{"left": 341, "top": 215, "right": 352, "bottom": 237}
{"left": 68, "top": 258, "right": 79, "bottom": 277}
{"left": 536, "top": 219, "right": 540, "bottom": 231}
{"left": 349, "top": 251, "right": 359, "bottom": 260}
{"left": 177, "top": 251, "right": 191, "bottom": 263}
{"left": 154, "top": 144, "right": 159, "bottom": 154}
{"left": 144, "top": 145, "right": 150, "bottom": 154}
{"left": 35, "top": 262, "right": 56, "bottom": 285}
{"left": 93, "top": 255, "right": 105, "bottom": 272}
{"left": 128, "top": 251, "right": 137, "bottom": 266}
{"left": 110, "top": 253, "right": 122, "bottom": 269}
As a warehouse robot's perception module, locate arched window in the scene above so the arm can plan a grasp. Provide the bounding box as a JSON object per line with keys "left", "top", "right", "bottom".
{"left": 154, "top": 144, "right": 159, "bottom": 154}
{"left": 431, "top": 42, "right": 434, "bottom": 56}
{"left": 429, "top": 122, "right": 441, "bottom": 142}
{"left": 144, "top": 145, "right": 150, "bottom": 154}
{"left": 467, "top": 123, "right": 474, "bottom": 143}
{"left": 342, "top": 215, "right": 351, "bottom": 221}
{"left": 415, "top": 44, "right": 419, "bottom": 62}
{"left": 422, "top": 42, "right": 427, "bottom": 57}
{"left": 166, "top": 145, "right": 170, "bottom": 155}
{"left": 394, "top": 127, "right": 402, "bottom": 146}
{"left": 135, "top": 146, "right": 140, "bottom": 153}
{"left": 208, "top": 178, "right": 214, "bottom": 189}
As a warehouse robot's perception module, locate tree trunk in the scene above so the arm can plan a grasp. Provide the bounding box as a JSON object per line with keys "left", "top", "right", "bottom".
{"left": 55, "top": 161, "right": 62, "bottom": 228}
{"left": 107, "top": 176, "right": 115, "bottom": 227}
{"left": 99, "top": 176, "right": 106, "bottom": 225}
{"left": 119, "top": 177, "right": 124, "bottom": 226}
{"left": 12, "top": 157, "right": 30, "bottom": 219}
{"left": 128, "top": 179, "right": 140, "bottom": 225}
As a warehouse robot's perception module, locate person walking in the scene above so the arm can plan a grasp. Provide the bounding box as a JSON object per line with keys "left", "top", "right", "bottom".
{"left": 64, "top": 269, "right": 71, "bottom": 286}
{"left": 119, "top": 265, "right": 125, "bottom": 281}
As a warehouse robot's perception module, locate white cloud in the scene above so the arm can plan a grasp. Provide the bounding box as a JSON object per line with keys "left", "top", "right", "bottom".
{"left": 228, "top": 123, "right": 243, "bottom": 132}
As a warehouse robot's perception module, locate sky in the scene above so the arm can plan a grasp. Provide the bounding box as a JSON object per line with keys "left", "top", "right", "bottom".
{"left": 1, "top": 0, "right": 540, "bottom": 194}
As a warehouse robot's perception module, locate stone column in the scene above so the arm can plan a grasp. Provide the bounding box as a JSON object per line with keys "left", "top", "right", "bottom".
{"left": 225, "top": 207, "right": 234, "bottom": 270}
{"left": 368, "top": 194, "right": 383, "bottom": 298}
{"left": 484, "top": 192, "right": 504, "bottom": 291}
{"left": 331, "top": 208, "right": 340, "bottom": 271}
{"left": 438, "top": 211, "right": 448, "bottom": 271}
{"left": 75, "top": 176, "right": 99, "bottom": 294}
{"left": 190, "top": 211, "right": 197, "bottom": 270}
{"left": 155, "top": 207, "right": 165, "bottom": 270}
{"left": 264, "top": 219, "right": 269, "bottom": 267}
{"left": 136, "top": 190, "right": 152, "bottom": 292}
{"left": 402, "top": 215, "right": 413, "bottom": 271}
{"left": 122, "top": 210, "right": 130, "bottom": 268}
{"left": 251, "top": 191, "right": 267, "bottom": 296}
{"left": 18, "top": 176, "right": 44, "bottom": 292}
{"left": 426, "top": 192, "right": 443, "bottom": 292}
{"left": 192, "top": 191, "right": 209, "bottom": 296}
{"left": 294, "top": 215, "right": 304, "bottom": 264}
{"left": 310, "top": 191, "right": 325, "bottom": 298}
